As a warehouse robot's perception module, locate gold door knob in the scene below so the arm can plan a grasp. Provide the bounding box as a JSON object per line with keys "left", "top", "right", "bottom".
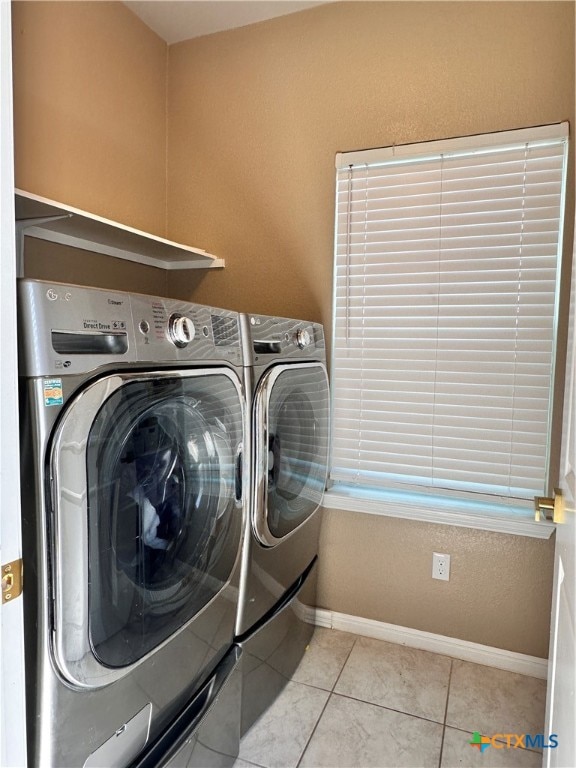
{"left": 534, "top": 489, "right": 565, "bottom": 523}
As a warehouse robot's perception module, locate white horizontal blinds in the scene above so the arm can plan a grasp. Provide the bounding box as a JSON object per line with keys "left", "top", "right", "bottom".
{"left": 333, "top": 159, "right": 442, "bottom": 489}
{"left": 331, "top": 128, "right": 568, "bottom": 500}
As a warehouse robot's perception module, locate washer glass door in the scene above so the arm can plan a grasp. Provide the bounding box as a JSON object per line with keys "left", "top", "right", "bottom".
{"left": 253, "top": 363, "right": 329, "bottom": 545}
{"left": 51, "top": 368, "right": 244, "bottom": 687}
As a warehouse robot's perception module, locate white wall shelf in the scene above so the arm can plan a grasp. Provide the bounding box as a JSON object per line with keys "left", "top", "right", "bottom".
{"left": 15, "top": 189, "right": 225, "bottom": 272}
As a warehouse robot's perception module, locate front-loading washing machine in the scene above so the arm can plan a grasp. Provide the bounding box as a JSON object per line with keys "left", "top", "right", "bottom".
{"left": 236, "top": 313, "right": 330, "bottom": 734}
{"left": 18, "top": 279, "right": 246, "bottom": 767}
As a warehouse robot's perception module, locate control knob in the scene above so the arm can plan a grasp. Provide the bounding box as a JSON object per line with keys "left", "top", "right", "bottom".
{"left": 295, "top": 328, "right": 312, "bottom": 349}
{"left": 168, "top": 313, "right": 195, "bottom": 347}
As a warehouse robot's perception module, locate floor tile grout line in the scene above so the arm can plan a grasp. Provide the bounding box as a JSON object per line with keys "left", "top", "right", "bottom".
{"left": 443, "top": 658, "right": 454, "bottom": 725}
{"left": 438, "top": 658, "right": 454, "bottom": 768}
{"left": 330, "top": 633, "right": 359, "bottom": 693}
{"left": 325, "top": 690, "right": 446, "bottom": 728}
{"left": 295, "top": 690, "right": 333, "bottom": 768}
{"left": 290, "top": 678, "right": 340, "bottom": 695}
{"left": 295, "top": 631, "right": 358, "bottom": 768}
{"left": 235, "top": 756, "right": 269, "bottom": 768}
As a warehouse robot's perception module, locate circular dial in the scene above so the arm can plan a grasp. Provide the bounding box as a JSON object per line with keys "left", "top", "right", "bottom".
{"left": 168, "top": 313, "right": 196, "bottom": 347}
{"left": 295, "top": 328, "right": 312, "bottom": 349}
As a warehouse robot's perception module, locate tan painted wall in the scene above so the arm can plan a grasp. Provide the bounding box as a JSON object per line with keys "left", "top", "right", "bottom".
{"left": 12, "top": 1, "right": 169, "bottom": 290}
{"left": 166, "top": 1, "right": 574, "bottom": 325}
{"left": 12, "top": 0, "right": 167, "bottom": 237}
{"left": 319, "top": 509, "right": 555, "bottom": 657}
{"left": 166, "top": 1, "right": 574, "bottom": 656}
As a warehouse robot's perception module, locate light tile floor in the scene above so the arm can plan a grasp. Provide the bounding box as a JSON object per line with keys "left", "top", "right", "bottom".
{"left": 235, "top": 628, "right": 546, "bottom": 768}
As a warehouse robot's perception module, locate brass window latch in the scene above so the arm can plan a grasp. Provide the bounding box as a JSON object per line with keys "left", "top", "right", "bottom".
{"left": 534, "top": 489, "right": 565, "bottom": 524}
{"left": 1, "top": 559, "right": 23, "bottom": 604}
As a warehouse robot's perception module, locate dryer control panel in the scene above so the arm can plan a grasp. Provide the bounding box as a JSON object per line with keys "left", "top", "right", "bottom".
{"left": 240, "top": 312, "right": 325, "bottom": 367}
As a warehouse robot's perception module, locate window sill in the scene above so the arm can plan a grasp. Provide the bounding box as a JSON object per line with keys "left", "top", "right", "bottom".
{"left": 322, "top": 486, "right": 556, "bottom": 539}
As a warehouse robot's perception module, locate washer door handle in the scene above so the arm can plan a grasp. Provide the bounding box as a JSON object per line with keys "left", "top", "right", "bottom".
{"left": 235, "top": 446, "right": 243, "bottom": 503}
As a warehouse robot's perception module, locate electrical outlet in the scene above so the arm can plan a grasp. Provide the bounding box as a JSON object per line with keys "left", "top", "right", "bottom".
{"left": 432, "top": 552, "right": 450, "bottom": 581}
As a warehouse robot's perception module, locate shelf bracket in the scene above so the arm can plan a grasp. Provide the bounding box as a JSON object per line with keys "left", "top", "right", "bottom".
{"left": 15, "top": 214, "right": 72, "bottom": 278}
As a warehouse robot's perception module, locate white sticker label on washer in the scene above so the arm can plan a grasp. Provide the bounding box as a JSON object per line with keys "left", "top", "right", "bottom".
{"left": 44, "top": 378, "right": 63, "bottom": 407}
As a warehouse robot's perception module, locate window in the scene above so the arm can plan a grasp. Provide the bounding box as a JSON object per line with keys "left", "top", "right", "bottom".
{"left": 330, "top": 124, "right": 569, "bottom": 519}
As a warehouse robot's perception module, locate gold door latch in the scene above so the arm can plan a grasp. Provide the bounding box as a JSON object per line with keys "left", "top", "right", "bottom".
{"left": 1, "top": 559, "right": 23, "bottom": 604}
{"left": 534, "top": 488, "right": 565, "bottom": 524}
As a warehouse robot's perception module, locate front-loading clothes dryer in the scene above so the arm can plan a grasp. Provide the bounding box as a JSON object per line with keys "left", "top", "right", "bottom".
{"left": 236, "top": 313, "right": 330, "bottom": 734}
{"left": 18, "top": 279, "right": 246, "bottom": 768}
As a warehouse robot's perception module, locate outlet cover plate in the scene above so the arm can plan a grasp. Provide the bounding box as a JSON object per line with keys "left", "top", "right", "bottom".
{"left": 432, "top": 552, "right": 450, "bottom": 581}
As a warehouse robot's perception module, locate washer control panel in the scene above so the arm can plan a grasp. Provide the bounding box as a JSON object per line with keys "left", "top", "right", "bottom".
{"left": 18, "top": 279, "right": 242, "bottom": 378}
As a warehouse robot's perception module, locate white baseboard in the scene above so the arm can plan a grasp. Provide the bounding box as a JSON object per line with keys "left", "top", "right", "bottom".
{"left": 309, "top": 608, "right": 548, "bottom": 680}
